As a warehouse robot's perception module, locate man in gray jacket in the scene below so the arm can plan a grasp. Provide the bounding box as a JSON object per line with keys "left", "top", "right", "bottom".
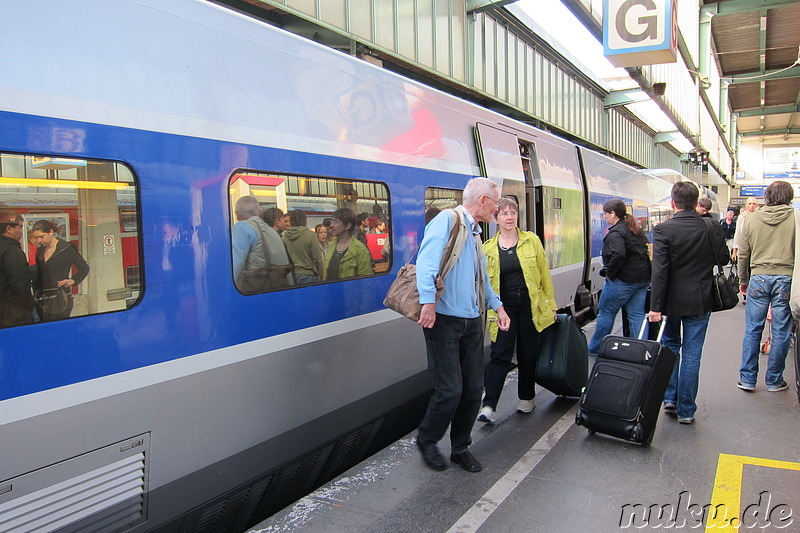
{"left": 737, "top": 180, "right": 795, "bottom": 392}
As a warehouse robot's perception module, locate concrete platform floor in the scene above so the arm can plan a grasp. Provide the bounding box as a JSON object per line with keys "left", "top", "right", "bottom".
{"left": 249, "top": 304, "right": 800, "bottom": 532}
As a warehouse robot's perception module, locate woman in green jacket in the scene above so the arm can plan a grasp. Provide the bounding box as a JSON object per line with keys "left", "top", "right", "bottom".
{"left": 324, "top": 208, "right": 373, "bottom": 280}
{"left": 478, "top": 197, "right": 557, "bottom": 424}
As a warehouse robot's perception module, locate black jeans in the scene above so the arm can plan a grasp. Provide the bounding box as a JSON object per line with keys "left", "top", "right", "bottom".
{"left": 482, "top": 289, "right": 540, "bottom": 409}
{"left": 418, "top": 313, "right": 484, "bottom": 455}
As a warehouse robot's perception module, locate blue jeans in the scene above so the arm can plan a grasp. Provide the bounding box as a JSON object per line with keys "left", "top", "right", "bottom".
{"left": 662, "top": 312, "right": 711, "bottom": 419}
{"left": 588, "top": 278, "right": 649, "bottom": 354}
{"left": 418, "top": 314, "right": 484, "bottom": 454}
{"left": 739, "top": 275, "right": 793, "bottom": 387}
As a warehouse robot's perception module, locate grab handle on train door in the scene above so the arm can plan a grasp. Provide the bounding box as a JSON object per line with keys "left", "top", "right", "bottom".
{"left": 639, "top": 316, "right": 667, "bottom": 343}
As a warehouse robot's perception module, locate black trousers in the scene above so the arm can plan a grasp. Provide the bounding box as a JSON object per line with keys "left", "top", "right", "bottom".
{"left": 482, "top": 289, "right": 540, "bottom": 409}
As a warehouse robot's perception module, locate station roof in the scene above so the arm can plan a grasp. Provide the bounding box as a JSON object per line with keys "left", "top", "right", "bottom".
{"left": 704, "top": 0, "right": 800, "bottom": 142}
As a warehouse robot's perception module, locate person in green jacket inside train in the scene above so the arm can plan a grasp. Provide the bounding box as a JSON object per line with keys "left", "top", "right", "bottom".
{"left": 323, "top": 208, "right": 373, "bottom": 281}
{"left": 478, "top": 196, "right": 557, "bottom": 424}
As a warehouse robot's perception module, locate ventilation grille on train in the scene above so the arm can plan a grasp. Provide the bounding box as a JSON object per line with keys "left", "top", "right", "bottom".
{"left": 183, "top": 416, "right": 386, "bottom": 532}
{"left": 0, "top": 434, "right": 149, "bottom": 533}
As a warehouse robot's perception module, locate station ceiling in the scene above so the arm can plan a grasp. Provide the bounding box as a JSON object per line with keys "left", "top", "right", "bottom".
{"left": 704, "top": 0, "right": 800, "bottom": 142}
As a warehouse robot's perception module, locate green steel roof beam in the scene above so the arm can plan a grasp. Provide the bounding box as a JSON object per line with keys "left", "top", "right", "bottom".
{"left": 603, "top": 89, "right": 651, "bottom": 109}
{"left": 736, "top": 104, "right": 800, "bottom": 117}
{"left": 654, "top": 131, "right": 682, "bottom": 144}
{"left": 700, "top": 0, "right": 798, "bottom": 16}
{"left": 725, "top": 65, "right": 800, "bottom": 84}
{"left": 739, "top": 128, "right": 800, "bottom": 137}
{"left": 759, "top": 8, "right": 768, "bottom": 107}
{"left": 698, "top": 11, "right": 713, "bottom": 83}
{"left": 467, "top": 0, "right": 518, "bottom": 14}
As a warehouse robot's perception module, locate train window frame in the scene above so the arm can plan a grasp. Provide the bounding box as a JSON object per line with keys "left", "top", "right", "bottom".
{"left": 228, "top": 170, "right": 392, "bottom": 295}
{"left": 0, "top": 151, "right": 143, "bottom": 328}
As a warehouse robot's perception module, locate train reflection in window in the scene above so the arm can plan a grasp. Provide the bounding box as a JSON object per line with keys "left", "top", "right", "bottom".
{"left": 229, "top": 171, "right": 391, "bottom": 294}
{"left": 0, "top": 152, "right": 141, "bottom": 328}
{"left": 424, "top": 187, "right": 462, "bottom": 224}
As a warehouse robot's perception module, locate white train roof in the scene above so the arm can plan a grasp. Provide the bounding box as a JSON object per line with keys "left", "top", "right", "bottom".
{"left": 0, "top": 0, "right": 572, "bottom": 182}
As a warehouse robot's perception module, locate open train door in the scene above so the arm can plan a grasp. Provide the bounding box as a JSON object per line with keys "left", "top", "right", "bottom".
{"left": 473, "top": 123, "right": 527, "bottom": 234}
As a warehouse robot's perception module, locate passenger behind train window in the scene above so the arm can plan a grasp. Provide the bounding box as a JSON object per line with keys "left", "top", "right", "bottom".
{"left": 228, "top": 172, "right": 390, "bottom": 294}
{"left": 367, "top": 217, "right": 390, "bottom": 273}
{"left": 31, "top": 220, "right": 90, "bottom": 322}
{"left": 0, "top": 152, "right": 142, "bottom": 326}
{"left": 233, "top": 196, "right": 294, "bottom": 294}
{"left": 324, "top": 208, "right": 372, "bottom": 281}
{"left": 315, "top": 224, "right": 329, "bottom": 257}
{"left": 283, "top": 210, "right": 323, "bottom": 285}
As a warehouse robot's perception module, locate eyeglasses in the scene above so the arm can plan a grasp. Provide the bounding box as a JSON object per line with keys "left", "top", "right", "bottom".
{"left": 482, "top": 194, "right": 499, "bottom": 204}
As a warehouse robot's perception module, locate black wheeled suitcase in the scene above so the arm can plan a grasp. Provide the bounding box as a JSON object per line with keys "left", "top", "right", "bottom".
{"left": 575, "top": 319, "right": 675, "bottom": 446}
{"left": 535, "top": 314, "right": 588, "bottom": 397}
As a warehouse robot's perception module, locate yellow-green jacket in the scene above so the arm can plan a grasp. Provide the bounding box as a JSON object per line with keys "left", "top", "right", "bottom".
{"left": 323, "top": 237, "right": 373, "bottom": 280}
{"left": 484, "top": 229, "right": 557, "bottom": 341}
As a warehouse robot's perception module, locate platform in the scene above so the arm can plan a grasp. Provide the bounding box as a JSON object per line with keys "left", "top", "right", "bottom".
{"left": 248, "top": 304, "right": 800, "bottom": 532}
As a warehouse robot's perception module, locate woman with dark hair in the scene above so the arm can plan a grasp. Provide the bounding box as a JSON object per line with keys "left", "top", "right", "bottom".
{"left": 587, "top": 199, "right": 651, "bottom": 354}
{"left": 323, "top": 208, "right": 372, "bottom": 280}
{"left": 478, "top": 197, "right": 557, "bottom": 423}
{"left": 31, "top": 219, "right": 90, "bottom": 321}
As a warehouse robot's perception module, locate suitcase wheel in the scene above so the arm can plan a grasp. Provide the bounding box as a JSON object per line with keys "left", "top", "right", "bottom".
{"left": 587, "top": 429, "right": 595, "bottom": 435}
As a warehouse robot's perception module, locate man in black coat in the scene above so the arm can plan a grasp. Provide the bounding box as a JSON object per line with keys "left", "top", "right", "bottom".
{"left": 0, "top": 212, "right": 34, "bottom": 328}
{"left": 648, "top": 182, "right": 729, "bottom": 424}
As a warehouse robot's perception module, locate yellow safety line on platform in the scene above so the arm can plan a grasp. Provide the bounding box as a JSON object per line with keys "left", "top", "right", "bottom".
{"left": 706, "top": 453, "right": 800, "bottom": 531}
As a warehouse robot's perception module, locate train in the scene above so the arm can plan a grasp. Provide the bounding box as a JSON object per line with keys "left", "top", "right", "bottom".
{"left": 0, "top": 1, "right": 718, "bottom": 531}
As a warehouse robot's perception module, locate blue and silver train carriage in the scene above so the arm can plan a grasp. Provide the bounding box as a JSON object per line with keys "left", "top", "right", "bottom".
{"left": 0, "top": 1, "right": 689, "bottom": 531}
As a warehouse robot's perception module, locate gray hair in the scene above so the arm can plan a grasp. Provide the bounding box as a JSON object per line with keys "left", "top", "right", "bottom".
{"left": 463, "top": 177, "right": 498, "bottom": 207}
{"left": 235, "top": 196, "right": 260, "bottom": 219}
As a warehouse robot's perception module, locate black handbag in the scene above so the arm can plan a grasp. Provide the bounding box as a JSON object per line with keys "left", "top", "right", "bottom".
{"left": 702, "top": 218, "right": 738, "bottom": 311}
{"left": 38, "top": 287, "right": 71, "bottom": 318}
{"left": 727, "top": 262, "right": 739, "bottom": 288}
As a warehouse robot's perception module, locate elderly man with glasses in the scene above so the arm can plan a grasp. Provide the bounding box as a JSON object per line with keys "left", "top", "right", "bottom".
{"left": 414, "top": 177, "right": 510, "bottom": 473}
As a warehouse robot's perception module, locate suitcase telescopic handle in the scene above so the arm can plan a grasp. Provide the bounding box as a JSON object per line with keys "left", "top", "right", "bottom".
{"left": 639, "top": 316, "right": 667, "bottom": 342}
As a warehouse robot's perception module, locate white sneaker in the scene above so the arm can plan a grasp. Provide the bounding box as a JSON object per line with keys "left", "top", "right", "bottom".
{"left": 517, "top": 399, "right": 535, "bottom": 413}
{"left": 477, "top": 406, "right": 496, "bottom": 424}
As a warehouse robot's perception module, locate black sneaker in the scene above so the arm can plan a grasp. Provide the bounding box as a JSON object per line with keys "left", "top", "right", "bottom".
{"left": 767, "top": 380, "right": 788, "bottom": 392}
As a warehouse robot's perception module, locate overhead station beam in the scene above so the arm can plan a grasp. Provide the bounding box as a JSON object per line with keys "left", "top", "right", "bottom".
{"left": 700, "top": 0, "right": 799, "bottom": 16}
{"left": 467, "top": 0, "right": 517, "bottom": 14}
{"left": 736, "top": 104, "right": 800, "bottom": 117}
{"left": 740, "top": 128, "right": 800, "bottom": 137}
{"left": 725, "top": 65, "right": 800, "bottom": 84}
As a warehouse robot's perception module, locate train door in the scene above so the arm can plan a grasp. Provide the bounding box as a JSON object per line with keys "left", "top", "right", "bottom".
{"left": 519, "top": 141, "right": 543, "bottom": 239}
{"left": 473, "top": 123, "right": 526, "bottom": 236}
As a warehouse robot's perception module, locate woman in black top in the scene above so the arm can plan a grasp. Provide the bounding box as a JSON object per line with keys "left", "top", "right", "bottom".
{"left": 587, "top": 199, "right": 651, "bottom": 354}
{"left": 31, "top": 220, "right": 90, "bottom": 321}
{"left": 477, "top": 197, "right": 557, "bottom": 424}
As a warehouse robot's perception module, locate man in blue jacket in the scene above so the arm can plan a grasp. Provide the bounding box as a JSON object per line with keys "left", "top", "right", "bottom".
{"left": 415, "top": 177, "right": 510, "bottom": 472}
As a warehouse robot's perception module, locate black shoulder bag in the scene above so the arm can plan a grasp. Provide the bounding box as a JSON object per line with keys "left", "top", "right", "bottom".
{"left": 702, "top": 217, "right": 738, "bottom": 311}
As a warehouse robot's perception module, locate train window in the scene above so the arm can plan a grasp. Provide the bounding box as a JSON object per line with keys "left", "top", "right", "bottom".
{"left": 424, "top": 188, "right": 462, "bottom": 224}
{"left": 229, "top": 171, "right": 391, "bottom": 294}
{"left": 0, "top": 152, "right": 141, "bottom": 328}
